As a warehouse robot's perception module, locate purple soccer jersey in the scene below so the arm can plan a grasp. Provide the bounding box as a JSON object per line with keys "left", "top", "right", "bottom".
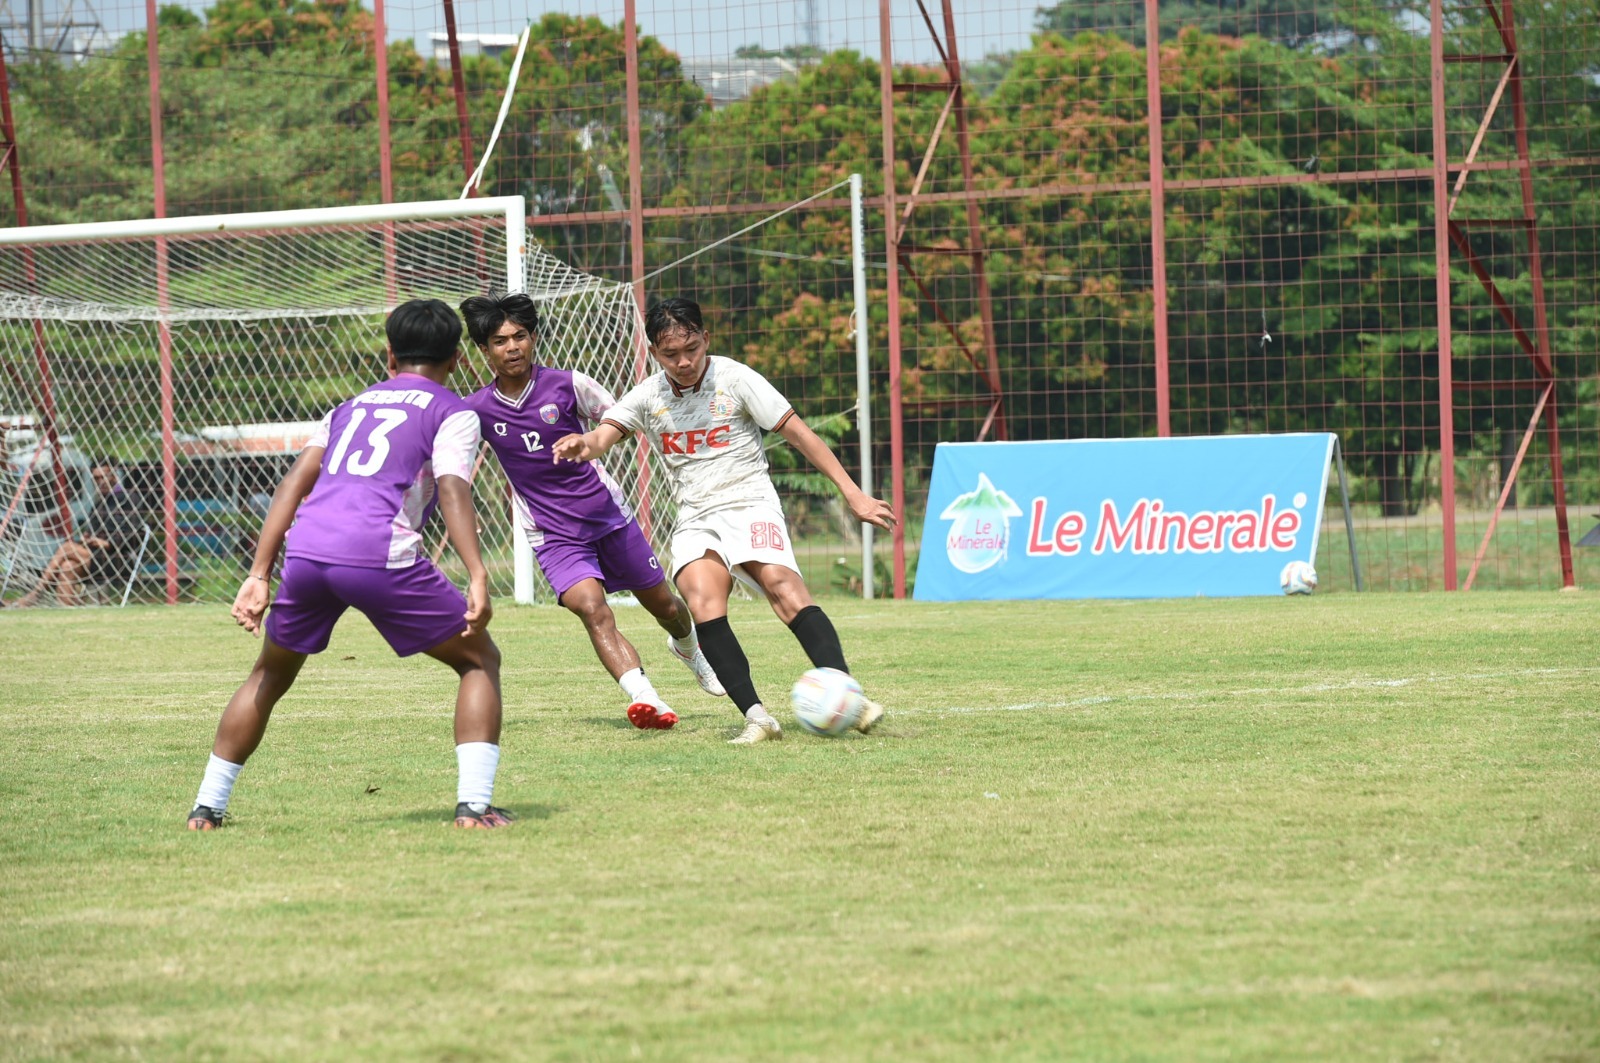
{"left": 287, "top": 373, "right": 480, "bottom": 568}
{"left": 465, "top": 368, "right": 634, "bottom": 546}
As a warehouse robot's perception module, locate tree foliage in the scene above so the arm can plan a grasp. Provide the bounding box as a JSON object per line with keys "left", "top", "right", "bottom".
{"left": 4, "top": 0, "right": 1597, "bottom": 510}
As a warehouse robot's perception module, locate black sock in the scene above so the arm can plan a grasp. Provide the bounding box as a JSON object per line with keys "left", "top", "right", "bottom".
{"left": 787, "top": 605, "right": 848, "bottom": 673}
{"left": 695, "top": 616, "right": 761, "bottom": 715}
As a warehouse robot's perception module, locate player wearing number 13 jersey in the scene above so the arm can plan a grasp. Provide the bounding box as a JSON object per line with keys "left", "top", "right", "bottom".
{"left": 184, "top": 300, "right": 513, "bottom": 833}
{"left": 554, "top": 297, "right": 899, "bottom": 745}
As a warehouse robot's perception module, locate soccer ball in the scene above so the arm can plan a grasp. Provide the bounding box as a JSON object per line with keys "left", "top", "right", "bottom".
{"left": 790, "top": 667, "right": 865, "bottom": 737}
{"left": 1280, "top": 559, "right": 1319, "bottom": 596}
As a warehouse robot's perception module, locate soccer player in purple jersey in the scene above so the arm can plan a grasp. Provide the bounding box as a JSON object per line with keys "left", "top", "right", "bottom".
{"left": 553, "top": 297, "right": 897, "bottom": 745}
{"left": 459, "top": 294, "right": 723, "bottom": 731}
{"left": 185, "top": 299, "right": 513, "bottom": 831}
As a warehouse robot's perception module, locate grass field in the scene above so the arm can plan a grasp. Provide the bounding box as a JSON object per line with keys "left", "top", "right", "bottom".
{"left": 2, "top": 591, "right": 1598, "bottom": 1061}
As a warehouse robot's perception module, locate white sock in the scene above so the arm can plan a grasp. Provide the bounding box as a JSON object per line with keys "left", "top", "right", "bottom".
{"left": 746, "top": 702, "right": 776, "bottom": 726}
{"left": 669, "top": 624, "right": 698, "bottom": 657}
{"left": 456, "top": 742, "right": 500, "bottom": 809}
{"left": 618, "top": 667, "right": 659, "bottom": 704}
{"left": 195, "top": 753, "right": 244, "bottom": 812}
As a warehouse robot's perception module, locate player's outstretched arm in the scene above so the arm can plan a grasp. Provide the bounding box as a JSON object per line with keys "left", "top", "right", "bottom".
{"left": 233, "top": 446, "right": 324, "bottom": 635}
{"left": 777, "top": 416, "right": 897, "bottom": 532}
{"left": 436, "top": 474, "right": 492, "bottom": 637}
{"left": 552, "top": 423, "right": 625, "bottom": 464}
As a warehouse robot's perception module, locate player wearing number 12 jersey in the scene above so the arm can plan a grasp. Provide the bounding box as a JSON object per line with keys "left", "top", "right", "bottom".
{"left": 553, "top": 297, "right": 898, "bottom": 745}
{"left": 184, "top": 299, "right": 513, "bottom": 831}
{"left": 458, "top": 294, "right": 723, "bottom": 731}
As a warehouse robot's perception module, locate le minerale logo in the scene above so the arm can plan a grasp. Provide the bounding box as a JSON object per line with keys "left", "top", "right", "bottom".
{"left": 940, "top": 473, "right": 1023, "bottom": 574}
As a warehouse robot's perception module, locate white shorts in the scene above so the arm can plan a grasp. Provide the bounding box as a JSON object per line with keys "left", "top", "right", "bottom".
{"left": 670, "top": 503, "right": 800, "bottom": 587}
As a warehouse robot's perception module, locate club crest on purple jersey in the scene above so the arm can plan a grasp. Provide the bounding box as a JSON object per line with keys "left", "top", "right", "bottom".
{"left": 540, "top": 404, "right": 560, "bottom": 424}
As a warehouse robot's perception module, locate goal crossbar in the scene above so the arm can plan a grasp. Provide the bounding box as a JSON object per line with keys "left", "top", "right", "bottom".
{"left": 0, "top": 195, "right": 527, "bottom": 253}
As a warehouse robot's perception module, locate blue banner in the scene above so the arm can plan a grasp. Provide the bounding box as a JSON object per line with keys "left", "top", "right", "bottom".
{"left": 913, "top": 434, "right": 1335, "bottom": 600}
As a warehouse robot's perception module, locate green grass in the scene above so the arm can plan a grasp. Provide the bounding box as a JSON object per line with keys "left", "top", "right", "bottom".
{"left": 2, "top": 592, "right": 1598, "bottom": 1061}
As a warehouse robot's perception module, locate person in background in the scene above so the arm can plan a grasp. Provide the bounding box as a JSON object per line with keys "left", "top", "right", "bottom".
{"left": 8, "top": 462, "right": 145, "bottom": 608}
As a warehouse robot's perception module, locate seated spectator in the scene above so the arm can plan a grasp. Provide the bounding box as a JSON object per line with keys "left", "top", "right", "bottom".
{"left": 7, "top": 463, "right": 146, "bottom": 607}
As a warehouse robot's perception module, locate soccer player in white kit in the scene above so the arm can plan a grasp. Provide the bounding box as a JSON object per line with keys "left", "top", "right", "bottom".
{"left": 552, "top": 298, "right": 897, "bottom": 744}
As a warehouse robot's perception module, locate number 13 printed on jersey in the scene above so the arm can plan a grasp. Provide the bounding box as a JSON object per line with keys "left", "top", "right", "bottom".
{"left": 327, "top": 408, "right": 409, "bottom": 477}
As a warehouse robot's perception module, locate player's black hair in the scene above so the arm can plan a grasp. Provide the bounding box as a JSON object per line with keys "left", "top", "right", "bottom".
{"left": 459, "top": 293, "right": 541, "bottom": 348}
{"left": 386, "top": 298, "right": 462, "bottom": 365}
{"left": 644, "top": 297, "right": 704, "bottom": 345}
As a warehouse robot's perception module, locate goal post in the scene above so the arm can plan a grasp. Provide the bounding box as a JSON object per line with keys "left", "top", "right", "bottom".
{"left": 0, "top": 196, "right": 665, "bottom": 606}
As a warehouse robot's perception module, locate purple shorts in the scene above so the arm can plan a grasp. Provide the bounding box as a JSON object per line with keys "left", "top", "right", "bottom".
{"left": 535, "top": 521, "right": 666, "bottom": 601}
{"left": 266, "top": 556, "right": 468, "bottom": 658}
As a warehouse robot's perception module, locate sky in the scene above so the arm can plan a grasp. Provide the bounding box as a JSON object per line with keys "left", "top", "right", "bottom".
{"left": 75, "top": 0, "right": 1042, "bottom": 65}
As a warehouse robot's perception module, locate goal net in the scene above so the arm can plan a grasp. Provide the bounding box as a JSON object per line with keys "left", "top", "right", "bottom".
{"left": 0, "top": 197, "right": 672, "bottom": 605}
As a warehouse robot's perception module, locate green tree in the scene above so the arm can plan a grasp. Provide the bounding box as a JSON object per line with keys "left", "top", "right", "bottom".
{"left": 1036, "top": 0, "right": 1334, "bottom": 50}
{"left": 460, "top": 13, "right": 708, "bottom": 279}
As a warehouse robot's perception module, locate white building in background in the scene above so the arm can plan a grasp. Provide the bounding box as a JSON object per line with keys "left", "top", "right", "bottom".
{"left": 680, "top": 57, "right": 800, "bottom": 105}
{"left": 426, "top": 33, "right": 800, "bottom": 107}
{"left": 429, "top": 32, "right": 522, "bottom": 64}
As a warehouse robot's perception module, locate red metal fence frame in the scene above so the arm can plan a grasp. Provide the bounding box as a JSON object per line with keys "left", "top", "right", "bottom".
{"left": 4, "top": 0, "right": 1579, "bottom": 599}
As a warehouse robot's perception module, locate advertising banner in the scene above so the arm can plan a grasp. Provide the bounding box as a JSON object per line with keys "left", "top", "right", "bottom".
{"left": 913, "top": 434, "right": 1335, "bottom": 601}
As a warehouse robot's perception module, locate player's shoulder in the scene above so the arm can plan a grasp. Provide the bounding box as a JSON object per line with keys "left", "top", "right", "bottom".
{"left": 622, "top": 371, "right": 669, "bottom": 401}
{"left": 709, "top": 355, "right": 766, "bottom": 383}
{"left": 430, "top": 381, "right": 473, "bottom": 415}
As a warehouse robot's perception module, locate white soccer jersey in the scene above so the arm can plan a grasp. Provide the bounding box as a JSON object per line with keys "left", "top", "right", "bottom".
{"left": 601, "top": 355, "right": 794, "bottom": 525}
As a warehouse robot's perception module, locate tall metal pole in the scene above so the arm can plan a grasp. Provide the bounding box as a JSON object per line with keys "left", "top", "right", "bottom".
{"left": 146, "top": 0, "right": 179, "bottom": 603}
{"left": 374, "top": 0, "right": 394, "bottom": 204}
{"left": 623, "top": 0, "right": 655, "bottom": 546}
{"left": 1501, "top": 0, "right": 1572, "bottom": 586}
{"left": 441, "top": 0, "right": 477, "bottom": 190}
{"left": 1428, "top": 0, "right": 1459, "bottom": 588}
{"left": 850, "top": 173, "right": 874, "bottom": 599}
{"left": 0, "top": 30, "right": 74, "bottom": 540}
{"left": 939, "top": 0, "right": 1005, "bottom": 443}
{"left": 373, "top": 0, "right": 396, "bottom": 309}
{"left": 878, "top": 0, "right": 906, "bottom": 598}
{"left": 1143, "top": 0, "right": 1172, "bottom": 437}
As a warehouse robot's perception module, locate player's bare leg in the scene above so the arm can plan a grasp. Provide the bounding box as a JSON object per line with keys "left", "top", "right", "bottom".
{"left": 426, "top": 628, "right": 502, "bottom": 745}
{"left": 744, "top": 560, "right": 884, "bottom": 735}
{"left": 562, "top": 576, "right": 645, "bottom": 680}
{"left": 560, "top": 577, "right": 676, "bottom": 729}
{"left": 213, "top": 637, "right": 309, "bottom": 763}
{"left": 188, "top": 636, "right": 308, "bottom": 829}
{"left": 635, "top": 578, "right": 726, "bottom": 697}
{"left": 427, "top": 629, "right": 515, "bottom": 828}
{"left": 14, "top": 541, "right": 92, "bottom": 607}
{"left": 676, "top": 554, "right": 780, "bottom": 744}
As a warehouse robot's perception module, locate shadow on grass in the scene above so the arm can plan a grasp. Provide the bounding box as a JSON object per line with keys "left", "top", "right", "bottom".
{"left": 394, "top": 803, "right": 562, "bottom": 826}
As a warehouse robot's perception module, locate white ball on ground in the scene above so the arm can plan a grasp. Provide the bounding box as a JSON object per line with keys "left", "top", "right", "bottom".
{"left": 1280, "top": 559, "right": 1318, "bottom": 595}
{"left": 790, "top": 667, "right": 865, "bottom": 737}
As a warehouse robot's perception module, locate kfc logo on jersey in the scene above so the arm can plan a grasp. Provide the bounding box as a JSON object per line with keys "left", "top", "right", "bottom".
{"left": 660, "top": 425, "right": 732, "bottom": 454}
{"left": 539, "top": 403, "right": 560, "bottom": 425}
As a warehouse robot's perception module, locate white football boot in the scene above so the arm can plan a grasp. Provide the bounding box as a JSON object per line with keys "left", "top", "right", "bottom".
{"left": 854, "top": 696, "right": 885, "bottom": 734}
{"left": 728, "top": 716, "right": 783, "bottom": 745}
{"left": 669, "top": 636, "right": 727, "bottom": 697}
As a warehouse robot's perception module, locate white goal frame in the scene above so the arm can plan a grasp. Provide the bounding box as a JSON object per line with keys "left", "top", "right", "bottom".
{"left": 0, "top": 197, "right": 535, "bottom": 603}
{"left": 1, "top": 185, "right": 880, "bottom": 607}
